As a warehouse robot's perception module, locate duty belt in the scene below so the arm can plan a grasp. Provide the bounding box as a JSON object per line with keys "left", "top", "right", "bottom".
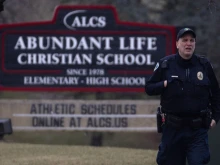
{"left": 166, "top": 114, "right": 203, "bottom": 129}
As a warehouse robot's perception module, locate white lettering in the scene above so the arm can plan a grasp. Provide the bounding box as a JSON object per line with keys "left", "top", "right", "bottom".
{"left": 63, "top": 10, "right": 106, "bottom": 30}
{"left": 66, "top": 69, "right": 87, "bottom": 76}
{"left": 14, "top": 36, "right": 26, "bottom": 49}
{"left": 86, "top": 77, "right": 109, "bottom": 85}
{"left": 111, "top": 77, "right": 145, "bottom": 86}
{"left": 14, "top": 36, "right": 113, "bottom": 50}
{"left": 27, "top": 37, "right": 37, "bottom": 49}
{"left": 24, "top": 76, "right": 79, "bottom": 85}
{"left": 96, "top": 53, "right": 155, "bottom": 66}
{"left": 17, "top": 53, "right": 92, "bottom": 65}
{"left": 119, "top": 37, "right": 158, "bottom": 50}
{"left": 147, "top": 37, "right": 157, "bottom": 50}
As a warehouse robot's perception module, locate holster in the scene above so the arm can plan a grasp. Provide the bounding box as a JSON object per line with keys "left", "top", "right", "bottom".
{"left": 156, "top": 107, "right": 163, "bottom": 133}
{"left": 200, "top": 109, "right": 212, "bottom": 129}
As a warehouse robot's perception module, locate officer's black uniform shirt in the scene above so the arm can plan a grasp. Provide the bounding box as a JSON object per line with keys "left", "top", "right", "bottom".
{"left": 145, "top": 53, "right": 220, "bottom": 122}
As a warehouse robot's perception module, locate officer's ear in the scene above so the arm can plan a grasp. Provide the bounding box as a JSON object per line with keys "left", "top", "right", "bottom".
{"left": 176, "top": 41, "right": 179, "bottom": 49}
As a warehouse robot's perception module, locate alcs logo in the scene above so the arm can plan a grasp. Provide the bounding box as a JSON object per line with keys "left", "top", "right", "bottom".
{"left": 63, "top": 10, "right": 106, "bottom": 30}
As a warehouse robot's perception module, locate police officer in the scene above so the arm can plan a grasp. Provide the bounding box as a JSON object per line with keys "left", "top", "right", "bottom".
{"left": 145, "top": 28, "right": 220, "bottom": 165}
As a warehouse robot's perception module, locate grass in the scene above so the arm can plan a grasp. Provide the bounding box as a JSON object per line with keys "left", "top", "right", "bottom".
{"left": 5, "top": 131, "right": 161, "bottom": 149}
{"left": 0, "top": 142, "right": 157, "bottom": 165}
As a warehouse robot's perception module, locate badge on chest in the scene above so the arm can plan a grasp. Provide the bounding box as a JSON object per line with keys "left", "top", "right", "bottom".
{"left": 197, "top": 71, "right": 203, "bottom": 80}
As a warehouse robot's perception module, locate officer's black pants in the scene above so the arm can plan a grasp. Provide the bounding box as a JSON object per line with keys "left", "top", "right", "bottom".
{"left": 156, "top": 125, "right": 210, "bottom": 165}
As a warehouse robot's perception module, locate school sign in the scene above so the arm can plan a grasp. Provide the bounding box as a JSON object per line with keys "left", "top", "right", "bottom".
{"left": 0, "top": 5, "right": 176, "bottom": 92}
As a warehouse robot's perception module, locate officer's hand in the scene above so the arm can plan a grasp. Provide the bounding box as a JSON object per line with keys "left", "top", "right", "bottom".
{"left": 210, "top": 119, "right": 216, "bottom": 129}
{"left": 164, "top": 80, "right": 167, "bottom": 87}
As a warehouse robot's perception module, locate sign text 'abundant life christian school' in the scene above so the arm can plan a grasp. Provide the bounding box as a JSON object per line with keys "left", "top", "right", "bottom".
{"left": 0, "top": 5, "right": 177, "bottom": 92}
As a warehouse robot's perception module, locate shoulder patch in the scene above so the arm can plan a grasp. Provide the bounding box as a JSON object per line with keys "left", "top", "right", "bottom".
{"left": 154, "top": 62, "right": 159, "bottom": 71}
{"left": 197, "top": 55, "right": 209, "bottom": 64}
{"left": 161, "top": 60, "right": 168, "bottom": 68}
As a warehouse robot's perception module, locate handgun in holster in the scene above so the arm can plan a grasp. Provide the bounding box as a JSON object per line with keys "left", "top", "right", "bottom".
{"left": 200, "top": 109, "right": 212, "bottom": 129}
{"left": 156, "top": 107, "right": 165, "bottom": 133}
